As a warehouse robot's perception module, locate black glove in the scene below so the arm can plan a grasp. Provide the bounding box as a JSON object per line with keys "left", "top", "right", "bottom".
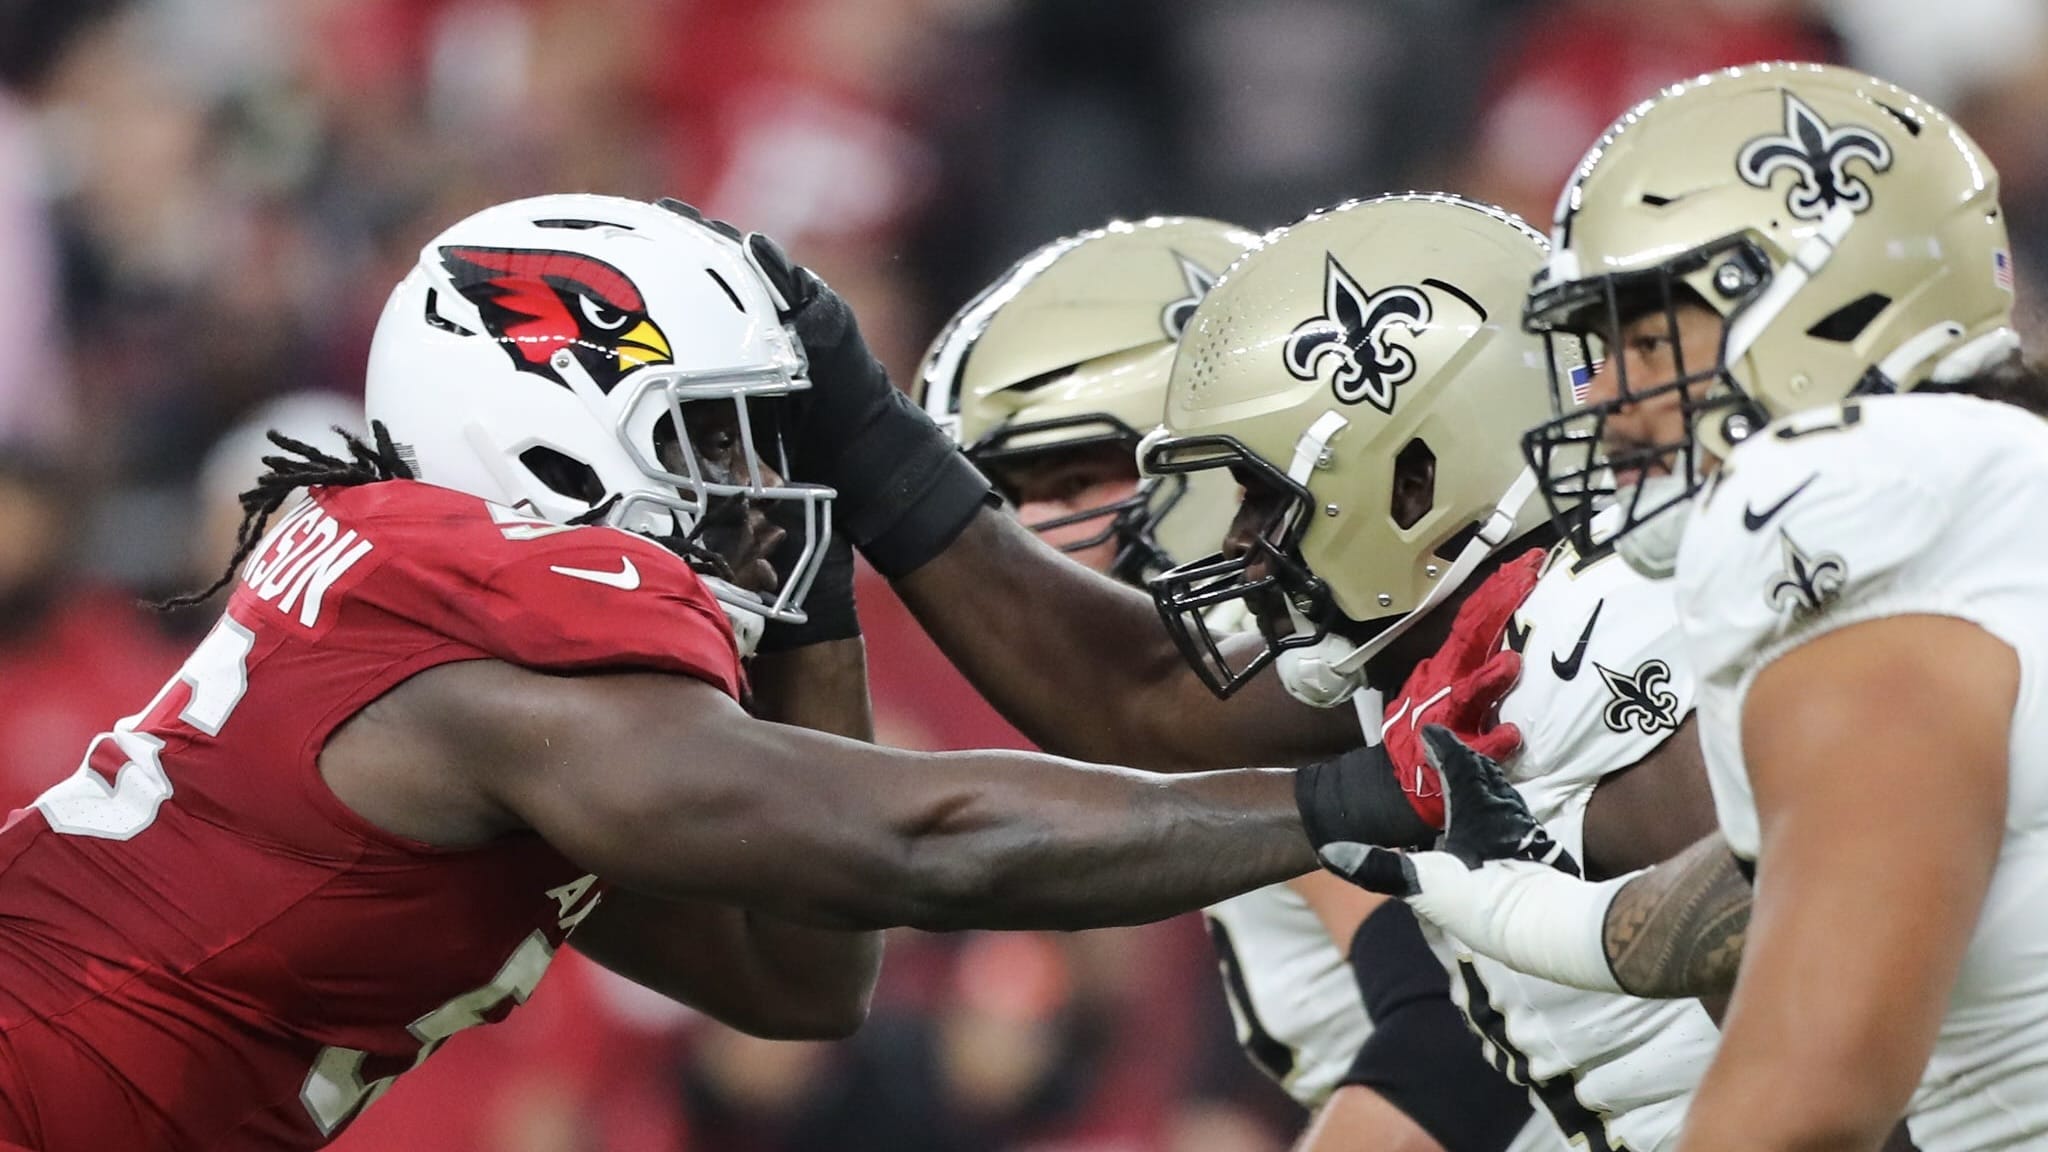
{"left": 1308, "top": 726, "right": 1574, "bottom": 897}
{"left": 1294, "top": 739, "right": 1441, "bottom": 892}
{"left": 1428, "top": 725, "right": 1573, "bottom": 875}
{"left": 741, "top": 231, "right": 995, "bottom": 578}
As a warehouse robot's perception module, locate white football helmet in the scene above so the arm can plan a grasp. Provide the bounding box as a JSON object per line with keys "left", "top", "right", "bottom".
{"left": 365, "top": 194, "right": 833, "bottom": 649}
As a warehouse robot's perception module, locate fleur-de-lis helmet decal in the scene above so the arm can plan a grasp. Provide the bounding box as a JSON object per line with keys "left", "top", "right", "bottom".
{"left": 1160, "top": 251, "right": 1218, "bottom": 341}
{"left": 1283, "top": 253, "right": 1432, "bottom": 413}
{"left": 1737, "top": 91, "right": 1894, "bottom": 221}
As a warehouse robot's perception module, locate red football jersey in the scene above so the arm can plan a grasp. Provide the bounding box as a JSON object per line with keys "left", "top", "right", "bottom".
{"left": 0, "top": 480, "right": 742, "bottom": 1151}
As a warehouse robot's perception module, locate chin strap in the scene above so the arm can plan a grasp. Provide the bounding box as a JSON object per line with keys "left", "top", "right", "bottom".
{"left": 1725, "top": 203, "right": 1857, "bottom": 368}
{"left": 1277, "top": 468, "right": 1540, "bottom": 708}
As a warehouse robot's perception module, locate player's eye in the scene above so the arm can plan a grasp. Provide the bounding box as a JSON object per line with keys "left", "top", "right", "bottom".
{"left": 693, "top": 422, "right": 739, "bottom": 463}
{"left": 580, "top": 294, "right": 631, "bottom": 331}
{"left": 1627, "top": 333, "right": 1671, "bottom": 359}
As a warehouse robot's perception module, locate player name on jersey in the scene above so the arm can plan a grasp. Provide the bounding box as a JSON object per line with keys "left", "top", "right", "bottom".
{"left": 240, "top": 499, "right": 376, "bottom": 629}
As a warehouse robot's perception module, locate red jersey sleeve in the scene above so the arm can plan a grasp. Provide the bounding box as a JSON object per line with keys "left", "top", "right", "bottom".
{"left": 325, "top": 483, "right": 743, "bottom": 700}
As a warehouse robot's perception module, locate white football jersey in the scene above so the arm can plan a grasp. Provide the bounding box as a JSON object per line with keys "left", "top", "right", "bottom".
{"left": 1207, "top": 827, "right": 1566, "bottom": 1150}
{"left": 1430, "top": 538, "right": 1722, "bottom": 1152}
{"left": 1676, "top": 392, "right": 2048, "bottom": 1151}
{"left": 1205, "top": 883, "right": 1374, "bottom": 1107}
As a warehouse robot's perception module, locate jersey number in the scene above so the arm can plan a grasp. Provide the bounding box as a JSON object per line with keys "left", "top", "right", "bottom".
{"left": 28, "top": 613, "right": 565, "bottom": 1137}
{"left": 300, "top": 930, "right": 560, "bottom": 1135}
{"left": 33, "top": 615, "right": 256, "bottom": 840}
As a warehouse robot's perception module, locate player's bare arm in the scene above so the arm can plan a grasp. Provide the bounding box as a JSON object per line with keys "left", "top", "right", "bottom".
{"left": 1598, "top": 830, "right": 1749, "bottom": 1000}
{"left": 897, "top": 508, "right": 1358, "bottom": 770}
{"left": 344, "top": 656, "right": 1324, "bottom": 931}
{"left": 1574, "top": 716, "right": 1747, "bottom": 1012}
{"left": 568, "top": 890, "right": 875, "bottom": 1039}
{"left": 1676, "top": 616, "right": 2012, "bottom": 1152}
{"left": 568, "top": 638, "right": 885, "bottom": 1039}
{"left": 1291, "top": 1080, "right": 1445, "bottom": 1152}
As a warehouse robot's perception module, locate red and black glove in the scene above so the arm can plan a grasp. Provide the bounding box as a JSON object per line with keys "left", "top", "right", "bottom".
{"left": 1381, "top": 549, "right": 1544, "bottom": 827}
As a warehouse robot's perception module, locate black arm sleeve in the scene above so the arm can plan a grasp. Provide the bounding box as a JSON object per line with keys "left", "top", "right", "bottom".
{"left": 1338, "top": 900, "right": 1533, "bottom": 1152}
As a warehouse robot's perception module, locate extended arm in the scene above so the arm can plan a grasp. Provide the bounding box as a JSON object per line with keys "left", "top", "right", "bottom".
{"left": 1323, "top": 725, "right": 1724, "bottom": 1000}
{"left": 415, "top": 659, "right": 1318, "bottom": 931}
{"left": 1577, "top": 716, "right": 1743, "bottom": 1017}
{"left": 1677, "top": 616, "right": 2012, "bottom": 1152}
{"left": 570, "top": 637, "right": 884, "bottom": 1038}
{"left": 737, "top": 234, "right": 1354, "bottom": 772}
{"left": 570, "top": 889, "right": 872, "bottom": 1039}
{"left": 897, "top": 507, "right": 1357, "bottom": 770}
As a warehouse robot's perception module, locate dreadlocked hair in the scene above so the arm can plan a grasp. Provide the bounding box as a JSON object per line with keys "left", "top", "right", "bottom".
{"left": 1920, "top": 353, "right": 2048, "bottom": 420}
{"left": 157, "top": 420, "right": 415, "bottom": 612}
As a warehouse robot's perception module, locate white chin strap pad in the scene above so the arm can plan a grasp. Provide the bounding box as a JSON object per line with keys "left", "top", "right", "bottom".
{"left": 1278, "top": 636, "right": 1366, "bottom": 708}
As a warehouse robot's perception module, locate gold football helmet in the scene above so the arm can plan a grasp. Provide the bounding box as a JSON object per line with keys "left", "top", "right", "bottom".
{"left": 916, "top": 217, "right": 1259, "bottom": 583}
{"left": 1521, "top": 62, "right": 2018, "bottom": 562}
{"left": 1143, "top": 194, "right": 1565, "bottom": 700}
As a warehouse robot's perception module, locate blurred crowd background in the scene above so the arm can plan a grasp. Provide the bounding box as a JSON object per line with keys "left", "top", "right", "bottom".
{"left": 1, "top": 0, "right": 2044, "bottom": 1149}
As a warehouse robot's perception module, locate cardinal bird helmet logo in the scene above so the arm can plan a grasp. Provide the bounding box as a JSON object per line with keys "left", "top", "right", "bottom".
{"left": 438, "top": 245, "right": 674, "bottom": 393}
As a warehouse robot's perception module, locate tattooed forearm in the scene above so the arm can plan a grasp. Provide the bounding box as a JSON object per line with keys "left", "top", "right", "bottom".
{"left": 1601, "top": 831, "right": 1753, "bottom": 998}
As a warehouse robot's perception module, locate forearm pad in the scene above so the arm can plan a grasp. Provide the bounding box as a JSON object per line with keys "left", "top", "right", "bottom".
{"left": 823, "top": 388, "right": 995, "bottom": 577}
{"left": 1340, "top": 900, "right": 1533, "bottom": 1152}
{"left": 1295, "top": 742, "right": 1439, "bottom": 853}
{"left": 780, "top": 268, "right": 996, "bottom": 578}
{"left": 1404, "top": 853, "right": 1628, "bottom": 994}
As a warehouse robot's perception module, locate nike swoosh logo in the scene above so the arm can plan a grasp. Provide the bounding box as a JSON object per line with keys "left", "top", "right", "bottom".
{"left": 1743, "top": 473, "right": 1818, "bottom": 532}
{"left": 1549, "top": 600, "right": 1604, "bottom": 682}
{"left": 549, "top": 557, "right": 641, "bottom": 590}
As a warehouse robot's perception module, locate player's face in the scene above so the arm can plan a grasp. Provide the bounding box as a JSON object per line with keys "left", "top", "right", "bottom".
{"left": 661, "top": 401, "right": 786, "bottom": 594}
{"left": 992, "top": 443, "right": 1142, "bottom": 576}
{"left": 1220, "top": 473, "right": 1297, "bottom": 638}
{"left": 1586, "top": 299, "right": 1727, "bottom": 484}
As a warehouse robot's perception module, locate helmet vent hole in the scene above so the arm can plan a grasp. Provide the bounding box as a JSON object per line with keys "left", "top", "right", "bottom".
{"left": 519, "top": 446, "right": 606, "bottom": 505}
{"left": 705, "top": 268, "right": 745, "bottom": 313}
{"left": 1007, "top": 366, "right": 1076, "bottom": 396}
{"left": 1806, "top": 293, "right": 1892, "bottom": 343}
{"left": 1874, "top": 102, "right": 1924, "bottom": 137}
{"left": 1640, "top": 193, "right": 1676, "bottom": 208}
{"left": 422, "top": 289, "right": 475, "bottom": 336}
{"left": 1390, "top": 438, "right": 1436, "bottom": 530}
{"left": 533, "top": 218, "right": 630, "bottom": 231}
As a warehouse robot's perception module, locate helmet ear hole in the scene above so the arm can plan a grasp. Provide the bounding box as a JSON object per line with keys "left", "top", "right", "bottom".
{"left": 1806, "top": 293, "right": 1893, "bottom": 343}
{"left": 518, "top": 446, "right": 606, "bottom": 505}
{"left": 1390, "top": 438, "right": 1436, "bottom": 530}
